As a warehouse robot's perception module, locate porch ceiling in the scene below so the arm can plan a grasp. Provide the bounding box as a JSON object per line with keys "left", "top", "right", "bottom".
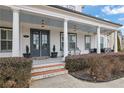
{"left": 20, "top": 12, "right": 114, "bottom": 34}
{"left": 20, "top": 12, "right": 64, "bottom": 28}
{"left": 0, "top": 7, "right": 114, "bottom": 34}
{"left": 68, "top": 21, "right": 114, "bottom": 34}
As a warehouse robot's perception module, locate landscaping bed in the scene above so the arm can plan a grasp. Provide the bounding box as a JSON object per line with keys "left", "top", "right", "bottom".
{"left": 65, "top": 53, "right": 124, "bottom": 82}
{"left": 0, "top": 57, "right": 32, "bottom": 88}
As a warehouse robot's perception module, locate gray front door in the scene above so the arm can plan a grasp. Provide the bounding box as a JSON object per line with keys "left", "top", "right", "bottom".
{"left": 41, "top": 31, "right": 50, "bottom": 56}
{"left": 30, "top": 29, "right": 50, "bottom": 57}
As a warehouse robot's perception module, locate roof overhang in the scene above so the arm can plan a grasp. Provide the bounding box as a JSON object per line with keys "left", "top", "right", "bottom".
{"left": 48, "top": 5, "right": 122, "bottom": 27}
{"left": 4, "top": 5, "right": 123, "bottom": 30}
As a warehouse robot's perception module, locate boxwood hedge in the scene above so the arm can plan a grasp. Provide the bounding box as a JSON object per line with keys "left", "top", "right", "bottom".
{"left": 0, "top": 57, "right": 32, "bottom": 88}
{"left": 65, "top": 53, "right": 124, "bottom": 81}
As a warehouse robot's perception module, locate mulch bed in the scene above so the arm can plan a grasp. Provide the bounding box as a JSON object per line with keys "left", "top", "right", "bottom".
{"left": 70, "top": 70, "right": 124, "bottom": 82}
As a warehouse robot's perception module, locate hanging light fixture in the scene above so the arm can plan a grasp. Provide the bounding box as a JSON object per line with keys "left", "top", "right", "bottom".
{"left": 73, "top": 25, "right": 77, "bottom": 31}
{"left": 87, "top": 31, "right": 90, "bottom": 35}
{"left": 41, "top": 20, "right": 45, "bottom": 27}
{"left": 41, "top": 19, "right": 48, "bottom": 28}
{"left": 74, "top": 25, "right": 76, "bottom": 31}
{"left": 73, "top": 24, "right": 80, "bottom": 31}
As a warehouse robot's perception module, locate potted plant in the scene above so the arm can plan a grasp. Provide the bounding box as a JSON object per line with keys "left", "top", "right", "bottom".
{"left": 23, "top": 45, "right": 31, "bottom": 58}
{"left": 51, "top": 45, "right": 58, "bottom": 58}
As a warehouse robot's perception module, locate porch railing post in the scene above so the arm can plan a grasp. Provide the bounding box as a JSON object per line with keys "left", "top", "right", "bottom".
{"left": 97, "top": 26, "right": 101, "bottom": 54}
{"left": 63, "top": 19, "right": 68, "bottom": 60}
{"left": 12, "top": 8, "right": 20, "bottom": 57}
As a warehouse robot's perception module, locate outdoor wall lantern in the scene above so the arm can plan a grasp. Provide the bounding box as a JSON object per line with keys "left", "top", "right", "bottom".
{"left": 23, "top": 35, "right": 29, "bottom": 38}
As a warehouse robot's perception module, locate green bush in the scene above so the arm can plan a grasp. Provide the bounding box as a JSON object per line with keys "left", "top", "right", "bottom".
{"left": 0, "top": 57, "right": 32, "bottom": 88}
{"left": 65, "top": 53, "right": 124, "bottom": 81}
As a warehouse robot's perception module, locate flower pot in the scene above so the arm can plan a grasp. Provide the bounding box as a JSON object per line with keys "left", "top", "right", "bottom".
{"left": 23, "top": 53, "right": 31, "bottom": 58}
{"left": 51, "top": 52, "right": 58, "bottom": 58}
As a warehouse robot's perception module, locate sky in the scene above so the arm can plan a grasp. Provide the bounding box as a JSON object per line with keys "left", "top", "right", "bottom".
{"left": 82, "top": 5, "right": 124, "bottom": 35}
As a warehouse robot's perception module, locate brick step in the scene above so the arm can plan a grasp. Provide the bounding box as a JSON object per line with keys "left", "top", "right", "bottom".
{"left": 31, "top": 63, "right": 68, "bottom": 81}
{"left": 32, "top": 63, "right": 65, "bottom": 70}
{"left": 31, "top": 68, "right": 68, "bottom": 81}
{"left": 31, "top": 63, "right": 65, "bottom": 73}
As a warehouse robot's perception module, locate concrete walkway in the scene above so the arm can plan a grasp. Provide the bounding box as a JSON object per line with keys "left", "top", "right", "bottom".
{"left": 30, "top": 74, "right": 124, "bottom": 88}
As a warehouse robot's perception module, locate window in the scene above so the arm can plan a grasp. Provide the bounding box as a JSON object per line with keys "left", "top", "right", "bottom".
{"left": 0, "top": 28, "right": 12, "bottom": 52}
{"left": 68, "top": 33, "right": 77, "bottom": 50}
{"left": 60, "top": 33, "right": 64, "bottom": 51}
{"left": 60, "top": 33, "right": 77, "bottom": 51}
{"left": 85, "top": 35, "right": 91, "bottom": 50}
{"left": 100, "top": 37, "right": 104, "bottom": 49}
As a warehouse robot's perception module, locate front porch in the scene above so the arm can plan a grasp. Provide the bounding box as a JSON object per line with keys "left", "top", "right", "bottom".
{"left": 32, "top": 57, "right": 64, "bottom": 66}
{"left": 0, "top": 5, "right": 119, "bottom": 59}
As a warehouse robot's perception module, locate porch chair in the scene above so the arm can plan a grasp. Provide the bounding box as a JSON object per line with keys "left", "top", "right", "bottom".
{"left": 68, "top": 47, "right": 81, "bottom": 56}
{"left": 61, "top": 47, "right": 81, "bottom": 57}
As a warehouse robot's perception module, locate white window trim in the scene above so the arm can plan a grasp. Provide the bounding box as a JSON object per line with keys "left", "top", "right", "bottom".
{"left": 100, "top": 36, "right": 104, "bottom": 49}
{"left": 85, "top": 35, "right": 91, "bottom": 50}
{"left": 60, "top": 32, "right": 77, "bottom": 51}
{"left": 0, "top": 27, "right": 12, "bottom": 52}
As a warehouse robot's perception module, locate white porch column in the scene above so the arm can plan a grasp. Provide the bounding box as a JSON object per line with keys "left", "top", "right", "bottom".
{"left": 12, "top": 9, "right": 20, "bottom": 57}
{"left": 97, "top": 26, "right": 101, "bottom": 54}
{"left": 63, "top": 19, "right": 68, "bottom": 60}
{"left": 114, "top": 31, "right": 118, "bottom": 53}
{"left": 105, "top": 36, "right": 108, "bottom": 48}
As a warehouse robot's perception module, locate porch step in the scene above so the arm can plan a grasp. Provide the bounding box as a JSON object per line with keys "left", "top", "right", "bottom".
{"left": 31, "top": 63, "right": 68, "bottom": 81}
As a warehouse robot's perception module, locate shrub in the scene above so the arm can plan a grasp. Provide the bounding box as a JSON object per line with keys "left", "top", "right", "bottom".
{"left": 0, "top": 57, "right": 32, "bottom": 88}
{"left": 65, "top": 53, "right": 124, "bottom": 81}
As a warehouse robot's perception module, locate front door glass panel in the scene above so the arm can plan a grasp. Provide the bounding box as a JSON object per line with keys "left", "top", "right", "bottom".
{"left": 42, "top": 34, "right": 48, "bottom": 50}
{"left": 33, "top": 34, "right": 39, "bottom": 50}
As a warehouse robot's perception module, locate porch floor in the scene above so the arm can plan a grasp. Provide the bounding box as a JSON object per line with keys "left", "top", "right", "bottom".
{"left": 32, "top": 57, "right": 64, "bottom": 66}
